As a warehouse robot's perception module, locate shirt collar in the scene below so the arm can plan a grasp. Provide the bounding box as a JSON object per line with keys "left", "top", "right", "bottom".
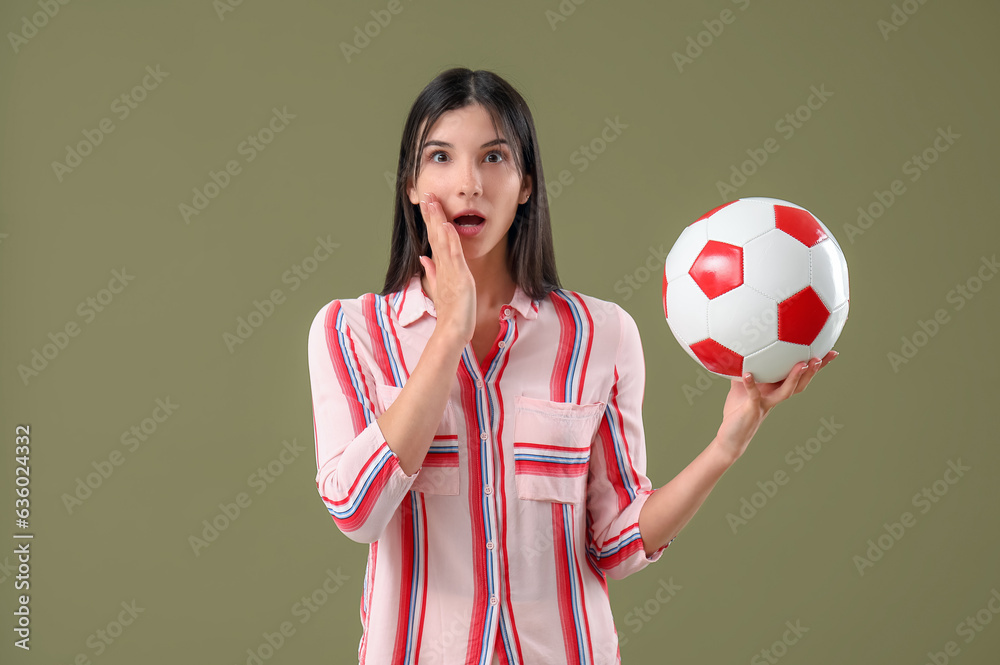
{"left": 394, "top": 272, "right": 539, "bottom": 327}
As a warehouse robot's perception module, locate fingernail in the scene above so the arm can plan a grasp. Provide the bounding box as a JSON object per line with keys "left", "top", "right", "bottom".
{"left": 832, "top": 350, "right": 840, "bottom": 358}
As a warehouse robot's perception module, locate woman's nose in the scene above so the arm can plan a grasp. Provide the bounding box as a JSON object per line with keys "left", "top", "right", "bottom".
{"left": 458, "top": 160, "right": 482, "bottom": 196}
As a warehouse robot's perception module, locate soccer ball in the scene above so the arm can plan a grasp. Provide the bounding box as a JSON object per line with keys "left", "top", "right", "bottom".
{"left": 662, "top": 197, "right": 849, "bottom": 384}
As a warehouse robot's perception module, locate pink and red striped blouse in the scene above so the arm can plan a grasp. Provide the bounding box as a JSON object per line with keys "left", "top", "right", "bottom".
{"left": 306, "top": 272, "right": 673, "bottom": 665}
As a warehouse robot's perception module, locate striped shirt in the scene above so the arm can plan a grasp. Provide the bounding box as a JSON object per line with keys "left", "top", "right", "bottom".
{"left": 307, "top": 272, "right": 673, "bottom": 665}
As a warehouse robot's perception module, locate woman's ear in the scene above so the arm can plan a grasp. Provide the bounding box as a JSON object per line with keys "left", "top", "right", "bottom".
{"left": 521, "top": 174, "right": 533, "bottom": 204}
{"left": 406, "top": 176, "right": 419, "bottom": 206}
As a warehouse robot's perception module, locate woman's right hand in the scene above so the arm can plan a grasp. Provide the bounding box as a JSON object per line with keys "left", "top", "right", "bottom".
{"left": 418, "top": 192, "right": 476, "bottom": 349}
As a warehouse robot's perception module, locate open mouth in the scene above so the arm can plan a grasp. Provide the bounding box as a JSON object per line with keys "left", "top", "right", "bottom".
{"left": 452, "top": 215, "right": 485, "bottom": 226}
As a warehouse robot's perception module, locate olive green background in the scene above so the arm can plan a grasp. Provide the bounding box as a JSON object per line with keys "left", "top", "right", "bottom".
{"left": 2, "top": 0, "right": 998, "bottom": 663}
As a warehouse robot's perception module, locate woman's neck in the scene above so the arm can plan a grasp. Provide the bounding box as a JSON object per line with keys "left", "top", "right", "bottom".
{"left": 420, "top": 253, "right": 516, "bottom": 314}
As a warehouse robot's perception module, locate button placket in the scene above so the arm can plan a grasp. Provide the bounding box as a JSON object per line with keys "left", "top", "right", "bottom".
{"left": 468, "top": 348, "right": 503, "bottom": 610}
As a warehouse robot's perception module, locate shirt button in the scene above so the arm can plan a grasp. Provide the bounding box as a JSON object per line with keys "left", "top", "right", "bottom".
{"left": 498, "top": 340, "right": 506, "bottom": 348}
{"left": 476, "top": 379, "right": 483, "bottom": 388}
{"left": 480, "top": 431, "right": 488, "bottom": 440}
{"left": 486, "top": 541, "right": 494, "bottom": 550}
{"left": 490, "top": 595, "right": 498, "bottom": 606}
{"left": 484, "top": 484, "right": 492, "bottom": 495}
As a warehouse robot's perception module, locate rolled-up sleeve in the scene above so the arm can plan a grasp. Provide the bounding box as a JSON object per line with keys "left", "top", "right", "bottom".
{"left": 585, "top": 304, "right": 672, "bottom": 580}
{"left": 307, "top": 301, "right": 419, "bottom": 544}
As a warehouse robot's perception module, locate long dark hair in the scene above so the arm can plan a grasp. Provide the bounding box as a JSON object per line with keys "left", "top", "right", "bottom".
{"left": 379, "top": 68, "right": 561, "bottom": 302}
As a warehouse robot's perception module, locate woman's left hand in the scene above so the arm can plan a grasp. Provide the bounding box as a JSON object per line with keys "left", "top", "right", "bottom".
{"left": 714, "top": 350, "right": 839, "bottom": 463}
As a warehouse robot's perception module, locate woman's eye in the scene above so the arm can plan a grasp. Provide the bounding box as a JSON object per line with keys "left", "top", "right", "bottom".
{"left": 428, "top": 150, "right": 504, "bottom": 163}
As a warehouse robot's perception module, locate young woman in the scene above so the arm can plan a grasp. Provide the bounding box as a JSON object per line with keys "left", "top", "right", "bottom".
{"left": 306, "top": 67, "right": 836, "bottom": 665}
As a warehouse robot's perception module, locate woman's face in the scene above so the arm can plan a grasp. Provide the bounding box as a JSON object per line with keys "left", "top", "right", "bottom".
{"left": 407, "top": 104, "right": 532, "bottom": 263}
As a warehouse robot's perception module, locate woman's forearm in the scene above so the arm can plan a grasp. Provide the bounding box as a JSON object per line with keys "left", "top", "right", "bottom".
{"left": 377, "top": 329, "right": 465, "bottom": 476}
{"left": 638, "top": 438, "right": 737, "bottom": 557}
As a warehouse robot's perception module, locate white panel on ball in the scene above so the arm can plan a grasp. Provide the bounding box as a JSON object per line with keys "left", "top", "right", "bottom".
{"left": 743, "top": 340, "right": 812, "bottom": 384}
{"left": 706, "top": 201, "right": 776, "bottom": 245}
{"left": 809, "top": 239, "right": 850, "bottom": 309}
{"left": 664, "top": 223, "right": 708, "bottom": 281}
{"left": 743, "top": 229, "right": 810, "bottom": 301}
{"left": 706, "top": 286, "right": 777, "bottom": 357}
{"left": 665, "top": 273, "right": 710, "bottom": 345}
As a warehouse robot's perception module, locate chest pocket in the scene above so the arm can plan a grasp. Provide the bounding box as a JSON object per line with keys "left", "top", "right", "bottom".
{"left": 512, "top": 395, "right": 607, "bottom": 505}
{"left": 374, "top": 382, "right": 460, "bottom": 496}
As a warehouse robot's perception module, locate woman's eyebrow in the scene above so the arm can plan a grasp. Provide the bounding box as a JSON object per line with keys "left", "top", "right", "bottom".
{"left": 422, "top": 138, "right": 508, "bottom": 150}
